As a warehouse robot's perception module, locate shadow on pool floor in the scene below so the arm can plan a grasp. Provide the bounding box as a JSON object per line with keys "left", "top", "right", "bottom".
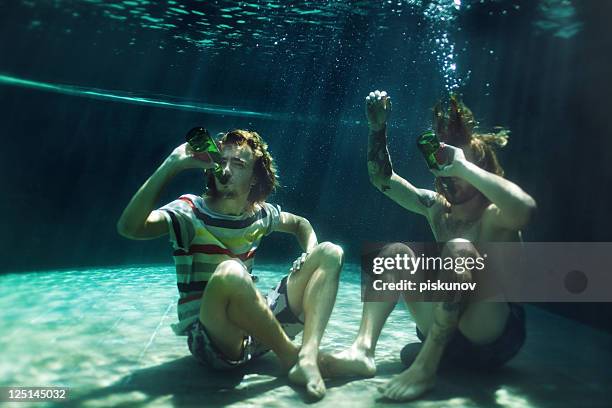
{"left": 62, "top": 306, "right": 612, "bottom": 408}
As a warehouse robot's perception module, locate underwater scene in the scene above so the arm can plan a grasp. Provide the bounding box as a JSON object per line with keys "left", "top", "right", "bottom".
{"left": 1, "top": 0, "right": 611, "bottom": 407}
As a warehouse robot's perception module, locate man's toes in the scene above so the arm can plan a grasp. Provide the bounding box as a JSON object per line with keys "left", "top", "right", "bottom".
{"left": 385, "top": 386, "right": 396, "bottom": 400}
{"left": 391, "top": 385, "right": 408, "bottom": 401}
{"left": 383, "top": 382, "right": 398, "bottom": 399}
{"left": 386, "top": 385, "right": 400, "bottom": 400}
{"left": 387, "top": 383, "right": 404, "bottom": 401}
{"left": 307, "top": 380, "right": 326, "bottom": 399}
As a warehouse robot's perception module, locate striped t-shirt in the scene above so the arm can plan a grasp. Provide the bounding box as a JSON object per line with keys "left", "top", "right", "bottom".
{"left": 158, "top": 194, "right": 282, "bottom": 335}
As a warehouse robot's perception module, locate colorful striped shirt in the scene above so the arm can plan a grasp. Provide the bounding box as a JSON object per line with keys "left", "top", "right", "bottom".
{"left": 157, "top": 194, "right": 282, "bottom": 335}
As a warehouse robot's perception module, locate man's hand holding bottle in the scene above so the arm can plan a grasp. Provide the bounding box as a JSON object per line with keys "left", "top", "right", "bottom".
{"left": 164, "top": 142, "right": 217, "bottom": 174}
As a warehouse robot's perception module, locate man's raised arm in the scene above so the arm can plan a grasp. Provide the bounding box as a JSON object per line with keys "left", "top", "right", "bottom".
{"left": 366, "top": 90, "right": 445, "bottom": 218}
{"left": 116, "top": 142, "right": 214, "bottom": 240}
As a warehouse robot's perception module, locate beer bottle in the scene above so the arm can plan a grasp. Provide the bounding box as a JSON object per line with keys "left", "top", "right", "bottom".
{"left": 186, "top": 127, "right": 223, "bottom": 177}
{"left": 416, "top": 130, "right": 441, "bottom": 170}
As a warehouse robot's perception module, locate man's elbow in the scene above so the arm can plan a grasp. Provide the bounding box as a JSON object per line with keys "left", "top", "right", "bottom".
{"left": 296, "top": 216, "right": 313, "bottom": 234}
{"left": 368, "top": 169, "right": 388, "bottom": 191}
{"left": 368, "top": 173, "right": 380, "bottom": 189}
{"left": 369, "top": 173, "right": 392, "bottom": 194}
{"left": 116, "top": 220, "right": 137, "bottom": 240}
{"left": 515, "top": 198, "right": 537, "bottom": 229}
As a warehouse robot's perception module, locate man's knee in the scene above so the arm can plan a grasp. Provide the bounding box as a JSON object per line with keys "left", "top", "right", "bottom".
{"left": 438, "top": 239, "right": 475, "bottom": 291}
{"left": 209, "top": 260, "right": 251, "bottom": 289}
{"left": 311, "top": 241, "right": 344, "bottom": 271}
{"left": 379, "top": 242, "right": 415, "bottom": 259}
{"left": 377, "top": 243, "right": 416, "bottom": 282}
{"left": 440, "top": 238, "right": 478, "bottom": 259}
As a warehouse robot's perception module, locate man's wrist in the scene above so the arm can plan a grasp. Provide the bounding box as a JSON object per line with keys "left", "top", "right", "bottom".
{"left": 158, "top": 158, "right": 181, "bottom": 178}
{"left": 456, "top": 159, "right": 478, "bottom": 180}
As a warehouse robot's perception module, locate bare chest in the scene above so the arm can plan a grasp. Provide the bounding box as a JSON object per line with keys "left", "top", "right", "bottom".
{"left": 429, "top": 212, "right": 518, "bottom": 243}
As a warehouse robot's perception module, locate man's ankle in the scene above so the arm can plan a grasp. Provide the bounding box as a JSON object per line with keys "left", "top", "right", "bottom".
{"left": 353, "top": 340, "right": 375, "bottom": 356}
{"left": 298, "top": 346, "right": 320, "bottom": 365}
{"left": 278, "top": 343, "right": 299, "bottom": 367}
{"left": 412, "top": 347, "right": 443, "bottom": 375}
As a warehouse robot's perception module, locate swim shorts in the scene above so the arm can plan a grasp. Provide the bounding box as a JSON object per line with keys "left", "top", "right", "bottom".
{"left": 403, "top": 302, "right": 526, "bottom": 370}
{"left": 187, "top": 275, "right": 304, "bottom": 370}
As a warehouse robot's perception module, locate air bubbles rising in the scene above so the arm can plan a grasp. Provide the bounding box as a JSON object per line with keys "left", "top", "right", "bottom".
{"left": 422, "top": 1, "right": 466, "bottom": 92}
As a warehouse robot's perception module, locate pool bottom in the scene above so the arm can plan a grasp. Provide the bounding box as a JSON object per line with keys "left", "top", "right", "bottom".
{"left": 0, "top": 264, "right": 610, "bottom": 407}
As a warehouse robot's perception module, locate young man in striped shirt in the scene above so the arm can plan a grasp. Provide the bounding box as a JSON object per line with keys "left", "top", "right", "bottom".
{"left": 117, "top": 129, "right": 344, "bottom": 400}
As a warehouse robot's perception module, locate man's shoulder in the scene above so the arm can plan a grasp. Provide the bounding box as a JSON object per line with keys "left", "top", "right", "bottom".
{"left": 176, "top": 194, "right": 206, "bottom": 210}
{"left": 480, "top": 203, "right": 521, "bottom": 235}
{"left": 481, "top": 203, "right": 502, "bottom": 225}
{"left": 425, "top": 193, "right": 451, "bottom": 223}
{"left": 258, "top": 201, "right": 281, "bottom": 214}
{"left": 158, "top": 194, "right": 204, "bottom": 217}
{"left": 178, "top": 193, "right": 202, "bottom": 203}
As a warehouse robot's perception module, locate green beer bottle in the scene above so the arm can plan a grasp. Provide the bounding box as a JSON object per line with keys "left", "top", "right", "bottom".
{"left": 416, "top": 130, "right": 441, "bottom": 170}
{"left": 185, "top": 127, "right": 223, "bottom": 177}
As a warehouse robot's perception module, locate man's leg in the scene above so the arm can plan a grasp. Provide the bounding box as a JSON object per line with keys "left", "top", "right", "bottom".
{"left": 380, "top": 238, "right": 475, "bottom": 401}
{"left": 200, "top": 260, "right": 298, "bottom": 370}
{"left": 284, "top": 242, "right": 344, "bottom": 399}
{"left": 323, "top": 243, "right": 413, "bottom": 377}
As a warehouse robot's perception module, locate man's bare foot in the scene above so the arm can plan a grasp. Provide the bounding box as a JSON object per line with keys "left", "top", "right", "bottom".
{"left": 377, "top": 363, "right": 435, "bottom": 401}
{"left": 288, "top": 358, "right": 326, "bottom": 400}
{"left": 320, "top": 344, "right": 376, "bottom": 378}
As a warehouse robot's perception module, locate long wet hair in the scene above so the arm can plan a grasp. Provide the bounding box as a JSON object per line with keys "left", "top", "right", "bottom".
{"left": 432, "top": 94, "right": 509, "bottom": 194}
{"left": 205, "top": 129, "right": 279, "bottom": 205}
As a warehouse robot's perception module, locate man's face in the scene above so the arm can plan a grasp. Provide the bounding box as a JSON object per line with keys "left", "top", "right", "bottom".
{"left": 213, "top": 144, "right": 256, "bottom": 199}
{"left": 437, "top": 144, "right": 479, "bottom": 205}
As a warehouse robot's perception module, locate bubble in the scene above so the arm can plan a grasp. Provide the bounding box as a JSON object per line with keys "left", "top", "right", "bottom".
{"left": 421, "top": 0, "right": 466, "bottom": 91}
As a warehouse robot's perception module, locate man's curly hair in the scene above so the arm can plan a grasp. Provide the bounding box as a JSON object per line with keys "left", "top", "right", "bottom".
{"left": 205, "top": 129, "right": 279, "bottom": 204}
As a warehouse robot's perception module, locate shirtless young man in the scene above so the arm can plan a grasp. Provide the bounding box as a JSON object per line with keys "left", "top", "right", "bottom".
{"left": 325, "top": 91, "right": 536, "bottom": 401}
{"left": 117, "top": 129, "right": 344, "bottom": 399}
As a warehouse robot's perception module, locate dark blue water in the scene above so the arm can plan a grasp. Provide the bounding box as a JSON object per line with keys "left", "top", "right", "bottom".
{"left": 0, "top": 0, "right": 610, "bottom": 273}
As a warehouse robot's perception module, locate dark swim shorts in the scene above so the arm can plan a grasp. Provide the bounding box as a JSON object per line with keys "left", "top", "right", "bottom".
{"left": 402, "top": 302, "right": 526, "bottom": 370}
{"left": 187, "top": 275, "right": 304, "bottom": 370}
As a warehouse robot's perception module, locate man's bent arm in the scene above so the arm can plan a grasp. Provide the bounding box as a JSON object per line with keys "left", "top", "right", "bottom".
{"left": 274, "top": 212, "right": 318, "bottom": 253}
{"left": 117, "top": 143, "right": 214, "bottom": 240}
{"left": 116, "top": 161, "right": 177, "bottom": 240}
{"left": 459, "top": 160, "right": 537, "bottom": 230}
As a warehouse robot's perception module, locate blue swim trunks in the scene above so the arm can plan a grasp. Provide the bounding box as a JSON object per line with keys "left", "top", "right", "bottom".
{"left": 187, "top": 275, "right": 304, "bottom": 370}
